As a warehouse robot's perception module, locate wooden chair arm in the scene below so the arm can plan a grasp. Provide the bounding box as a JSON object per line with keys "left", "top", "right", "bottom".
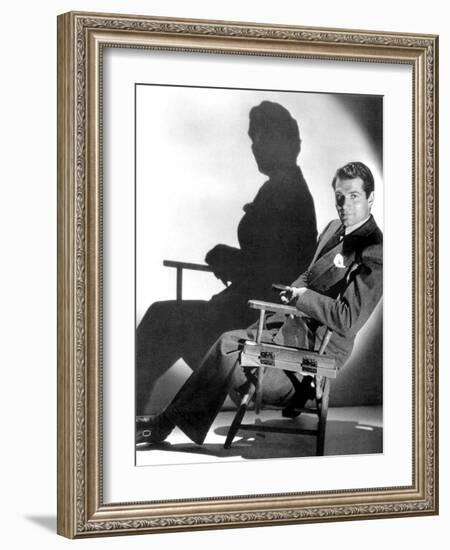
{"left": 248, "top": 299, "right": 304, "bottom": 318}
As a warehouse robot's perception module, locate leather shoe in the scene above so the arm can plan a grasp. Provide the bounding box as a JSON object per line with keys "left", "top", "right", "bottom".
{"left": 281, "top": 376, "right": 316, "bottom": 418}
{"left": 136, "top": 414, "right": 174, "bottom": 444}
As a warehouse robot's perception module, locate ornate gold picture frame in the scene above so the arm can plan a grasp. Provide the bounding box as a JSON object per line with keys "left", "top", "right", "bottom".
{"left": 57, "top": 11, "right": 438, "bottom": 538}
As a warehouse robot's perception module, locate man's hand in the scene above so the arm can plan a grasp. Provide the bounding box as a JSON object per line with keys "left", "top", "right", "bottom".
{"left": 279, "top": 286, "right": 307, "bottom": 304}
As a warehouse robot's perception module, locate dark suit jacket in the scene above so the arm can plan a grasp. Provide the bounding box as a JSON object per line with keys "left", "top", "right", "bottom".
{"left": 272, "top": 215, "right": 383, "bottom": 369}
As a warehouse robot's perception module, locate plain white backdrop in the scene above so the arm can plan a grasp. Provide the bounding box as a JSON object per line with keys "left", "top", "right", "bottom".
{"left": 0, "top": 0, "right": 446, "bottom": 547}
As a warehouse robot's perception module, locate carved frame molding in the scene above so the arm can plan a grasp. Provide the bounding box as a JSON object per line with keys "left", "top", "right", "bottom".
{"left": 57, "top": 12, "right": 438, "bottom": 538}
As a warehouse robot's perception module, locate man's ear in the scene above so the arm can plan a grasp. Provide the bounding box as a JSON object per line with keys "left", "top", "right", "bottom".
{"left": 367, "top": 191, "right": 374, "bottom": 208}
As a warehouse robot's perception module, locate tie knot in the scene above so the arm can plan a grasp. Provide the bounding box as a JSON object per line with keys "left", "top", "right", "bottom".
{"left": 336, "top": 224, "right": 345, "bottom": 237}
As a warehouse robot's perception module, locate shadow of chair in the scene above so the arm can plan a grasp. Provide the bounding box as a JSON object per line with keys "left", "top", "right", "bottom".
{"left": 163, "top": 260, "right": 214, "bottom": 302}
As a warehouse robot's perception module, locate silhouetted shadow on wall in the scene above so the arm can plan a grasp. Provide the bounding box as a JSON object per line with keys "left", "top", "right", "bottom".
{"left": 137, "top": 100, "right": 318, "bottom": 415}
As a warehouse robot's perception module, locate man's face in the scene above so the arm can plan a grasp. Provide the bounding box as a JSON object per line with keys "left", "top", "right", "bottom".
{"left": 334, "top": 177, "right": 374, "bottom": 228}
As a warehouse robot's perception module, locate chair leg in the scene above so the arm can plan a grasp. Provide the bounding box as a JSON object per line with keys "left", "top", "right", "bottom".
{"left": 254, "top": 367, "right": 265, "bottom": 415}
{"left": 224, "top": 380, "right": 256, "bottom": 449}
{"left": 316, "top": 378, "right": 331, "bottom": 456}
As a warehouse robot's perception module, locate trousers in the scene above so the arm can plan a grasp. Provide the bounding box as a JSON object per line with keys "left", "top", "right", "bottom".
{"left": 163, "top": 328, "right": 295, "bottom": 444}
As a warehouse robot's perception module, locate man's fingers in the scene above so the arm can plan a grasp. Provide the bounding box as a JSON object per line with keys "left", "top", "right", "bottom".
{"left": 280, "top": 288, "right": 294, "bottom": 304}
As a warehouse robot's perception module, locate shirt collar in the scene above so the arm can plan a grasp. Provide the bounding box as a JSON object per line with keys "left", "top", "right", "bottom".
{"left": 344, "top": 215, "right": 371, "bottom": 236}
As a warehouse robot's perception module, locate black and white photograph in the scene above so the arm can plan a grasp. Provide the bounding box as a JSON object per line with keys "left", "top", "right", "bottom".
{"left": 134, "top": 85, "right": 384, "bottom": 465}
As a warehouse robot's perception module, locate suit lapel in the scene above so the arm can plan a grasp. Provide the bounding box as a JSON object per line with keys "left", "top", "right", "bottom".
{"left": 308, "top": 241, "right": 352, "bottom": 288}
{"left": 308, "top": 216, "right": 378, "bottom": 289}
{"left": 309, "top": 219, "right": 341, "bottom": 265}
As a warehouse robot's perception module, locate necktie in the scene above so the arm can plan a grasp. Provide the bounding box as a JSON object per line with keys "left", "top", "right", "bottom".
{"left": 316, "top": 224, "right": 344, "bottom": 260}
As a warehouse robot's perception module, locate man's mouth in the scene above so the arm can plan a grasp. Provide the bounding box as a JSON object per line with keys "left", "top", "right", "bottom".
{"left": 339, "top": 212, "right": 353, "bottom": 225}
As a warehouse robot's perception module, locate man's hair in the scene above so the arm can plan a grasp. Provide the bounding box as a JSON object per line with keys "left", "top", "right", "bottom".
{"left": 332, "top": 161, "right": 375, "bottom": 197}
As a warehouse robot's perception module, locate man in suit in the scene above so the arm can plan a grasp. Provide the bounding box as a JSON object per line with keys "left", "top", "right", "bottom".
{"left": 136, "top": 161, "right": 382, "bottom": 446}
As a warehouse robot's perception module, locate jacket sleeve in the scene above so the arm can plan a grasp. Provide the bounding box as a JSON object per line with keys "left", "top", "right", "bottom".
{"left": 294, "top": 244, "right": 383, "bottom": 338}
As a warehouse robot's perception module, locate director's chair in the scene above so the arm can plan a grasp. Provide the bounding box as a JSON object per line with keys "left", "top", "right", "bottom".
{"left": 224, "top": 300, "right": 339, "bottom": 456}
